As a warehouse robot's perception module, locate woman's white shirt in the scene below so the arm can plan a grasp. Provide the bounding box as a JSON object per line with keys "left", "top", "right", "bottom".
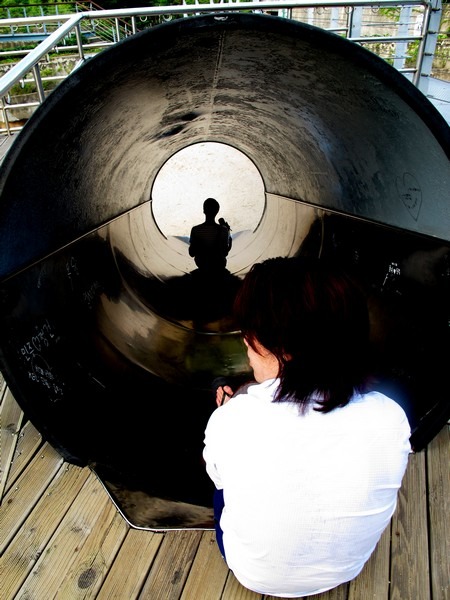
{"left": 203, "top": 379, "right": 412, "bottom": 598}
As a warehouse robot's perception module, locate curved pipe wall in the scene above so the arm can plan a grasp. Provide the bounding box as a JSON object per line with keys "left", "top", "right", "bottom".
{"left": 0, "top": 14, "right": 449, "bottom": 524}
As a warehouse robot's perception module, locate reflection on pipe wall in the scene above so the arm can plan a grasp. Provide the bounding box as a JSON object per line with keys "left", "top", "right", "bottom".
{"left": 0, "top": 14, "right": 449, "bottom": 529}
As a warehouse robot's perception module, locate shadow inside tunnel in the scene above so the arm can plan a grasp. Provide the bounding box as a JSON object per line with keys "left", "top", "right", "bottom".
{"left": 163, "top": 269, "right": 243, "bottom": 332}
{"left": 115, "top": 249, "right": 243, "bottom": 333}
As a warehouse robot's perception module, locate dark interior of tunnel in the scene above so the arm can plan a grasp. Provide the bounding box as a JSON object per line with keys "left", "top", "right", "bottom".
{"left": 0, "top": 13, "right": 449, "bottom": 529}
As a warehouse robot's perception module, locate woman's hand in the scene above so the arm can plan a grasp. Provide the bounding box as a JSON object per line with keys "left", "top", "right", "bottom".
{"left": 216, "top": 385, "right": 234, "bottom": 407}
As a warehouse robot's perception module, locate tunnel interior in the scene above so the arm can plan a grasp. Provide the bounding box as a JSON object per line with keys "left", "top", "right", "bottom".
{"left": 0, "top": 14, "right": 449, "bottom": 529}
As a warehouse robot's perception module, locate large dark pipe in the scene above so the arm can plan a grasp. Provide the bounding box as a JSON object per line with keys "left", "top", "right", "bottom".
{"left": 0, "top": 14, "right": 449, "bottom": 528}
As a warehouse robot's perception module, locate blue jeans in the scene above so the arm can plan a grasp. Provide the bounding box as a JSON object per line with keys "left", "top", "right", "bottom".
{"left": 213, "top": 488, "right": 227, "bottom": 562}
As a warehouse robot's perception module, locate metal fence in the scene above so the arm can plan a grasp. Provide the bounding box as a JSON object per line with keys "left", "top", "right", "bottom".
{"left": 0, "top": 0, "right": 445, "bottom": 135}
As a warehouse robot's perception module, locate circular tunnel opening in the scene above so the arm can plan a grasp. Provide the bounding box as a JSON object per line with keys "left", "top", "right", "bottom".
{"left": 0, "top": 13, "right": 449, "bottom": 528}
{"left": 105, "top": 136, "right": 315, "bottom": 347}
{"left": 151, "top": 141, "right": 266, "bottom": 241}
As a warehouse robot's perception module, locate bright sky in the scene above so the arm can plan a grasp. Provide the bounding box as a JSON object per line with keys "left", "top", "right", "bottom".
{"left": 151, "top": 142, "right": 265, "bottom": 238}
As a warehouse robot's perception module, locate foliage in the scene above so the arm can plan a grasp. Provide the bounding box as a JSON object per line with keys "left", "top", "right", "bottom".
{"left": 9, "top": 80, "right": 35, "bottom": 94}
{"left": 405, "top": 39, "right": 420, "bottom": 67}
{"left": 0, "top": 1, "right": 183, "bottom": 21}
{"left": 377, "top": 7, "right": 401, "bottom": 21}
{"left": 0, "top": 2, "right": 78, "bottom": 19}
{"left": 80, "top": 0, "right": 180, "bottom": 8}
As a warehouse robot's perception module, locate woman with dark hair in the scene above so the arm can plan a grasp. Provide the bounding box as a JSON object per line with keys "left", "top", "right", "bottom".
{"left": 203, "top": 256, "right": 411, "bottom": 598}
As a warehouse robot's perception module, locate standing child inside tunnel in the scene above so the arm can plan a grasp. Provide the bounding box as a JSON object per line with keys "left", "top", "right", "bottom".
{"left": 203, "top": 255, "right": 412, "bottom": 598}
{"left": 188, "top": 198, "right": 232, "bottom": 274}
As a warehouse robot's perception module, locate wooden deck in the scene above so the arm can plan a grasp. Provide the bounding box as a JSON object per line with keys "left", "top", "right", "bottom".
{"left": 1, "top": 372, "right": 449, "bottom": 600}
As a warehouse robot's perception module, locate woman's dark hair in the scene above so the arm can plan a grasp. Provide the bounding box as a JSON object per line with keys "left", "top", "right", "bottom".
{"left": 233, "top": 256, "right": 371, "bottom": 413}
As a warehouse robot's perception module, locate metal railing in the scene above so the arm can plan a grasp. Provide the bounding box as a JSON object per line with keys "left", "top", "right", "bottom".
{"left": 0, "top": 0, "right": 444, "bottom": 135}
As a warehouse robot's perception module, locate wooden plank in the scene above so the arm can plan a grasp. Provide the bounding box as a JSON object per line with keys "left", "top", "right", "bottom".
{"left": 390, "top": 450, "right": 430, "bottom": 600}
{"left": 427, "top": 425, "right": 450, "bottom": 600}
{"left": 180, "top": 530, "right": 229, "bottom": 599}
{"left": 138, "top": 530, "right": 203, "bottom": 599}
{"left": 0, "top": 387, "right": 24, "bottom": 499}
{"left": 222, "top": 572, "right": 263, "bottom": 599}
{"left": 53, "top": 498, "right": 129, "bottom": 598}
{"left": 4, "top": 420, "right": 43, "bottom": 495}
{"left": 97, "top": 528, "right": 164, "bottom": 600}
{"left": 0, "top": 441, "right": 64, "bottom": 553}
{"left": 348, "top": 525, "right": 391, "bottom": 600}
{"left": 13, "top": 471, "right": 112, "bottom": 598}
{"left": 253, "top": 580, "right": 351, "bottom": 599}
{"left": 298, "top": 583, "right": 349, "bottom": 600}
{"left": 0, "top": 463, "right": 90, "bottom": 599}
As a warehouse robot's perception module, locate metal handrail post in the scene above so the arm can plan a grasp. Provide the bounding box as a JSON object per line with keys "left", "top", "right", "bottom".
{"left": 413, "top": 0, "right": 442, "bottom": 93}
{"left": 41, "top": 6, "right": 47, "bottom": 34}
{"left": 345, "top": 6, "right": 353, "bottom": 39}
{"left": 32, "top": 64, "right": 46, "bottom": 103}
{"left": 115, "top": 17, "right": 121, "bottom": 42}
{"left": 414, "top": 4, "right": 431, "bottom": 88}
{"left": 23, "top": 7, "right": 30, "bottom": 33}
{"left": 75, "top": 22, "right": 85, "bottom": 61}
{"left": 393, "top": 5, "right": 412, "bottom": 71}
{"left": 349, "top": 5, "right": 362, "bottom": 37}
{"left": 1, "top": 96, "right": 11, "bottom": 136}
